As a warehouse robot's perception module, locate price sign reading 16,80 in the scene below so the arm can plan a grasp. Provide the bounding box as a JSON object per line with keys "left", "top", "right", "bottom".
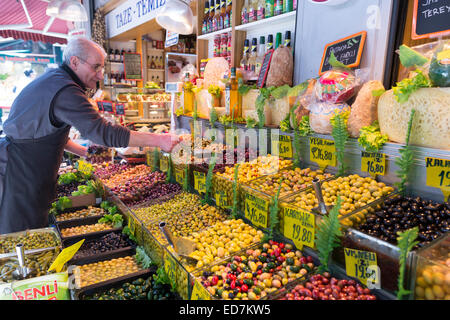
{"left": 361, "top": 152, "right": 386, "bottom": 176}
{"left": 309, "top": 137, "right": 336, "bottom": 168}
{"left": 244, "top": 193, "right": 269, "bottom": 229}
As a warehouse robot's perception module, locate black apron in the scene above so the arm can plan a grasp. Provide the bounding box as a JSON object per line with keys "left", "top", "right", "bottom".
{"left": 0, "top": 126, "right": 70, "bottom": 234}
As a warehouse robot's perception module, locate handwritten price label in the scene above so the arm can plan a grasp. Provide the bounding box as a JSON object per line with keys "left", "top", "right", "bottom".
{"left": 175, "top": 168, "right": 184, "bottom": 185}
{"left": 272, "top": 135, "right": 293, "bottom": 158}
{"left": 194, "top": 171, "right": 206, "bottom": 194}
{"left": 344, "top": 248, "right": 380, "bottom": 288}
{"left": 426, "top": 157, "right": 450, "bottom": 200}
{"left": 309, "top": 138, "right": 336, "bottom": 168}
{"left": 244, "top": 193, "right": 269, "bottom": 229}
{"left": 191, "top": 279, "right": 211, "bottom": 300}
{"left": 361, "top": 152, "right": 386, "bottom": 176}
{"left": 282, "top": 206, "right": 315, "bottom": 249}
{"left": 215, "top": 190, "right": 229, "bottom": 209}
{"left": 160, "top": 157, "right": 169, "bottom": 172}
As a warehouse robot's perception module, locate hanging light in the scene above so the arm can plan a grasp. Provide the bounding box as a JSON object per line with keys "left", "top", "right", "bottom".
{"left": 156, "top": 0, "right": 193, "bottom": 35}
{"left": 46, "top": 0, "right": 88, "bottom": 22}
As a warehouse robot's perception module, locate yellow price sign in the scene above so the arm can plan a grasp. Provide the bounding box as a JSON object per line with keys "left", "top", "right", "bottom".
{"left": 193, "top": 171, "right": 206, "bottom": 194}
{"left": 282, "top": 206, "right": 315, "bottom": 249}
{"left": 244, "top": 193, "right": 269, "bottom": 229}
{"left": 215, "top": 190, "right": 229, "bottom": 209}
{"left": 48, "top": 240, "right": 85, "bottom": 273}
{"left": 191, "top": 279, "right": 211, "bottom": 300}
{"left": 272, "top": 135, "right": 293, "bottom": 158}
{"left": 175, "top": 168, "right": 184, "bottom": 185}
{"left": 344, "top": 248, "right": 380, "bottom": 287}
{"left": 426, "top": 157, "right": 450, "bottom": 200}
{"left": 160, "top": 157, "right": 169, "bottom": 173}
{"left": 309, "top": 137, "right": 336, "bottom": 168}
{"left": 361, "top": 152, "right": 386, "bottom": 176}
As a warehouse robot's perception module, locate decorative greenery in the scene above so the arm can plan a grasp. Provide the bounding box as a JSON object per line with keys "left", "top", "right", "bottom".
{"left": 267, "top": 180, "right": 283, "bottom": 240}
{"left": 395, "top": 109, "right": 416, "bottom": 194}
{"left": 209, "top": 106, "right": 218, "bottom": 128}
{"left": 372, "top": 89, "right": 386, "bottom": 97}
{"left": 358, "top": 121, "right": 389, "bottom": 153}
{"left": 270, "top": 85, "right": 291, "bottom": 100}
{"left": 219, "top": 115, "right": 246, "bottom": 126}
{"left": 245, "top": 116, "right": 257, "bottom": 129}
{"left": 290, "top": 104, "right": 302, "bottom": 167}
{"left": 49, "top": 197, "right": 72, "bottom": 215}
{"left": 58, "top": 172, "right": 80, "bottom": 185}
{"left": 288, "top": 81, "right": 309, "bottom": 97}
{"left": 297, "top": 115, "right": 313, "bottom": 137}
{"left": 396, "top": 227, "right": 419, "bottom": 300}
{"left": 98, "top": 213, "right": 123, "bottom": 228}
{"left": 231, "top": 164, "right": 240, "bottom": 219}
{"left": 122, "top": 226, "right": 137, "bottom": 243}
{"left": 183, "top": 164, "right": 189, "bottom": 192}
{"left": 202, "top": 152, "right": 217, "bottom": 205}
{"left": 135, "top": 246, "right": 154, "bottom": 269}
{"left": 71, "top": 183, "right": 94, "bottom": 196}
{"left": 208, "top": 84, "right": 222, "bottom": 99}
{"left": 75, "top": 160, "right": 94, "bottom": 180}
{"left": 392, "top": 69, "right": 431, "bottom": 103}
{"left": 315, "top": 197, "right": 343, "bottom": 273}
{"left": 165, "top": 154, "right": 175, "bottom": 184}
{"left": 192, "top": 100, "right": 199, "bottom": 121}
{"left": 330, "top": 111, "right": 350, "bottom": 176}
{"left": 175, "top": 107, "right": 184, "bottom": 117}
{"left": 154, "top": 266, "right": 175, "bottom": 290}
{"left": 238, "top": 78, "right": 257, "bottom": 96}
{"left": 398, "top": 45, "right": 429, "bottom": 68}
{"left": 328, "top": 51, "right": 350, "bottom": 70}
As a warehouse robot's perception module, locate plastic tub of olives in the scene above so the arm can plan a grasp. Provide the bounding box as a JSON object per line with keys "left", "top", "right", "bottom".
{"left": 0, "top": 227, "right": 62, "bottom": 259}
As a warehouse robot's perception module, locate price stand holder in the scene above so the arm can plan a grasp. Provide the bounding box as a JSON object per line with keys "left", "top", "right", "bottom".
{"left": 425, "top": 157, "right": 450, "bottom": 201}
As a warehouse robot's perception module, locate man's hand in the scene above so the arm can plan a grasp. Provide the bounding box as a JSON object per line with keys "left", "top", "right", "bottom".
{"left": 159, "top": 133, "right": 182, "bottom": 153}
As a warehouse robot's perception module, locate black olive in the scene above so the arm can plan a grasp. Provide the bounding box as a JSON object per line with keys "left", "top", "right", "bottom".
{"left": 418, "top": 233, "right": 428, "bottom": 241}
{"left": 384, "top": 219, "right": 392, "bottom": 226}
{"left": 426, "top": 215, "right": 434, "bottom": 223}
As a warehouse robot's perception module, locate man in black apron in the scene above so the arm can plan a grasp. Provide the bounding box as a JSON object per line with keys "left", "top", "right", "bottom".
{"left": 0, "top": 37, "right": 180, "bottom": 234}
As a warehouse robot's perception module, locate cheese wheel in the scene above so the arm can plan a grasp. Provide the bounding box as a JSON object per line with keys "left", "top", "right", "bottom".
{"left": 378, "top": 88, "right": 450, "bottom": 150}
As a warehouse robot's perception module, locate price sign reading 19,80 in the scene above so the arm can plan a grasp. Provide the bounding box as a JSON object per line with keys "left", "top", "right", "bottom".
{"left": 282, "top": 206, "right": 315, "bottom": 249}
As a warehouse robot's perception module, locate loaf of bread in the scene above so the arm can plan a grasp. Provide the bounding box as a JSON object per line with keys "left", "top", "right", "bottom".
{"left": 378, "top": 88, "right": 450, "bottom": 150}
{"left": 348, "top": 80, "right": 385, "bottom": 138}
{"left": 266, "top": 46, "right": 293, "bottom": 87}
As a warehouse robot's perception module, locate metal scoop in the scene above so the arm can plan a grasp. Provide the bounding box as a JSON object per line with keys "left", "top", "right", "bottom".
{"left": 12, "top": 244, "right": 32, "bottom": 280}
{"left": 159, "top": 222, "right": 198, "bottom": 265}
{"left": 312, "top": 178, "right": 332, "bottom": 215}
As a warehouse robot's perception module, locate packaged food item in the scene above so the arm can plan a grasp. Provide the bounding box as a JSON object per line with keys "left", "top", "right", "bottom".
{"left": 309, "top": 102, "right": 350, "bottom": 135}
{"left": 315, "top": 69, "right": 357, "bottom": 104}
{"left": 429, "top": 41, "right": 450, "bottom": 87}
{"left": 347, "top": 80, "right": 385, "bottom": 138}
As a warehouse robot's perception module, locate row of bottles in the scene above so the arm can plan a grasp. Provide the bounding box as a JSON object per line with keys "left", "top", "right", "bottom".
{"left": 148, "top": 55, "right": 164, "bottom": 69}
{"left": 104, "top": 71, "right": 137, "bottom": 86}
{"left": 202, "top": 0, "right": 232, "bottom": 34}
{"left": 241, "top": 0, "right": 296, "bottom": 24}
{"left": 150, "top": 75, "right": 164, "bottom": 88}
{"left": 213, "top": 32, "right": 232, "bottom": 68}
{"left": 108, "top": 49, "right": 133, "bottom": 63}
{"left": 239, "top": 31, "right": 291, "bottom": 76}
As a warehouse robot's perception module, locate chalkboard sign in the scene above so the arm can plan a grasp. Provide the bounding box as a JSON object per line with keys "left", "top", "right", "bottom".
{"left": 412, "top": 0, "right": 450, "bottom": 40}
{"left": 257, "top": 49, "right": 275, "bottom": 88}
{"left": 114, "top": 103, "right": 125, "bottom": 116}
{"left": 96, "top": 101, "right": 104, "bottom": 112}
{"left": 319, "top": 31, "right": 367, "bottom": 75}
{"left": 123, "top": 52, "right": 142, "bottom": 80}
{"left": 101, "top": 101, "right": 114, "bottom": 113}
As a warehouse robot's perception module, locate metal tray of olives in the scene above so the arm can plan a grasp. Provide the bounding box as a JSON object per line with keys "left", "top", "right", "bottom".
{"left": 0, "top": 227, "right": 62, "bottom": 259}
{"left": 56, "top": 217, "right": 123, "bottom": 247}
{"left": 49, "top": 205, "right": 106, "bottom": 226}
{"left": 73, "top": 268, "right": 156, "bottom": 300}
{"left": 68, "top": 231, "right": 137, "bottom": 266}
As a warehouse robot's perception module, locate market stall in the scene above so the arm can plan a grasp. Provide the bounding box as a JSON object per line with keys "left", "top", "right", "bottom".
{"left": 0, "top": 0, "right": 449, "bottom": 303}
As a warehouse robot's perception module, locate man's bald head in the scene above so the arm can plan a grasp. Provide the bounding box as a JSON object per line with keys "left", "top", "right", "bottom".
{"left": 63, "top": 36, "right": 106, "bottom": 65}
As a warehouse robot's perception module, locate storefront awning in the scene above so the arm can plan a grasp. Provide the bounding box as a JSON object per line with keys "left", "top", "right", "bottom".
{"left": 0, "top": 0, "right": 86, "bottom": 45}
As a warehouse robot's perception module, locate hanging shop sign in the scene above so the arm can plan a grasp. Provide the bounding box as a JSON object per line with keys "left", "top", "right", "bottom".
{"left": 319, "top": 31, "right": 367, "bottom": 75}
{"left": 106, "top": 0, "right": 167, "bottom": 38}
{"left": 412, "top": 0, "right": 450, "bottom": 40}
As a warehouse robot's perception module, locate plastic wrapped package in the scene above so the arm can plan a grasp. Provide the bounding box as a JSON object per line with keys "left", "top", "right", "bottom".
{"left": 428, "top": 40, "right": 450, "bottom": 87}
{"left": 309, "top": 102, "right": 351, "bottom": 134}
{"left": 315, "top": 68, "right": 358, "bottom": 104}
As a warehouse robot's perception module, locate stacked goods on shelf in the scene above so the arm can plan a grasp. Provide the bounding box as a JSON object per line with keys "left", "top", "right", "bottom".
{"left": 52, "top": 206, "right": 106, "bottom": 223}
{"left": 193, "top": 240, "right": 316, "bottom": 300}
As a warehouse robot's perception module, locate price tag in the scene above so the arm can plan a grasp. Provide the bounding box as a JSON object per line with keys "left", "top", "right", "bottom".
{"left": 361, "top": 152, "right": 386, "bottom": 176}
{"left": 272, "top": 135, "right": 293, "bottom": 158}
{"left": 426, "top": 157, "right": 450, "bottom": 200}
{"left": 191, "top": 279, "right": 211, "bottom": 300}
{"left": 344, "top": 248, "right": 380, "bottom": 287}
{"left": 215, "top": 190, "right": 229, "bottom": 209}
{"left": 244, "top": 193, "right": 269, "bottom": 229}
{"left": 48, "top": 240, "right": 85, "bottom": 273}
{"left": 282, "top": 206, "right": 315, "bottom": 249}
{"left": 175, "top": 168, "right": 184, "bottom": 185}
{"left": 194, "top": 171, "right": 206, "bottom": 194}
{"left": 309, "top": 137, "right": 336, "bottom": 168}
{"left": 160, "top": 157, "right": 169, "bottom": 173}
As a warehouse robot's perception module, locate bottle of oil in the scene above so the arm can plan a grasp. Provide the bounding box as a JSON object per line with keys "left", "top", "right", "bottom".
{"left": 183, "top": 73, "right": 194, "bottom": 115}
{"left": 225, "top": 67, "right": 241, "bottom": 118}
{"left": 202, "top": 0, "right": 210, "bottom": 34}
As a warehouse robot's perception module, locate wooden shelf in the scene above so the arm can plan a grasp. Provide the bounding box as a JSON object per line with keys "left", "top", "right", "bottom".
{"left": 235, "top": 11, "right": 296, "bottom": 33}
{"left": 197, "top": 27, "right": 232, "bottom": 40}
{"left": 148, "top": 69, "right": 165, "bottom": 72}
